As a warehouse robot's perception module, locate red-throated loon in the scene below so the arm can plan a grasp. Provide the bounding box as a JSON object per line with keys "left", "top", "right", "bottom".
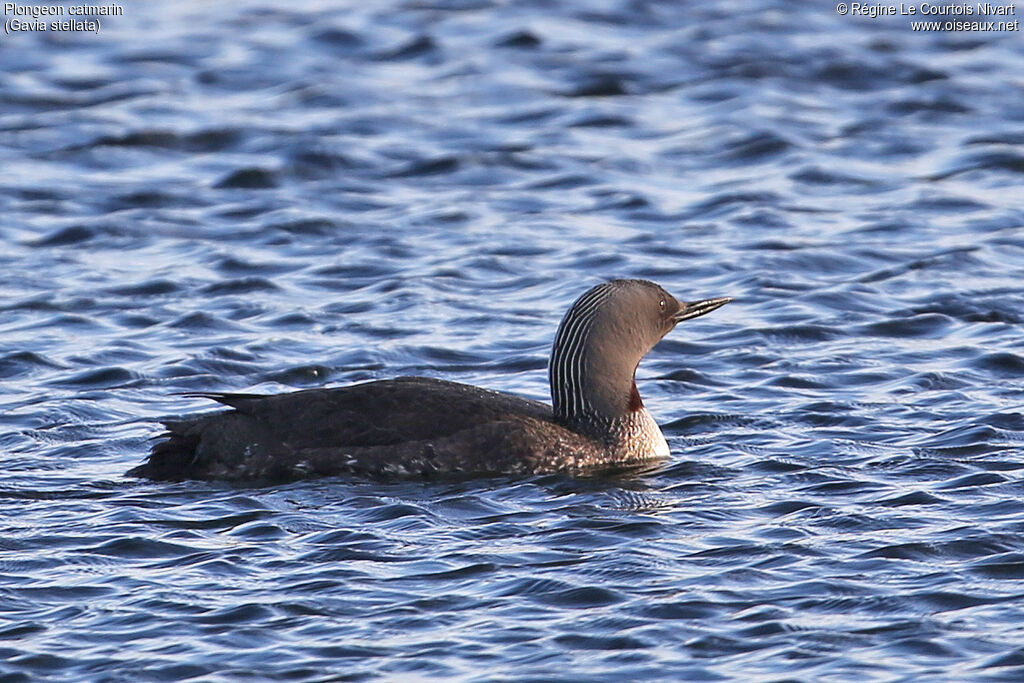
{"left": 129, "top": 279, "right": 731, "bottom": 481}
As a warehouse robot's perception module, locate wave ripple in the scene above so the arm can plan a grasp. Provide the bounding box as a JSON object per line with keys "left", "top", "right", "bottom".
{"left": 1, "top": 0, "right": 1023, "bottom": 681}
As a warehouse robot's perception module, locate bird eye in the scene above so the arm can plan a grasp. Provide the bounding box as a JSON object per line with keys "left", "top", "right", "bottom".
{"left": 659, "top": 299, "right": 666, "bottom": 311}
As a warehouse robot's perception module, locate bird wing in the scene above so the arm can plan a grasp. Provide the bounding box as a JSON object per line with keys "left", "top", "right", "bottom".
{"left": 186, "top": 376, "right": 551, "bottom": 450}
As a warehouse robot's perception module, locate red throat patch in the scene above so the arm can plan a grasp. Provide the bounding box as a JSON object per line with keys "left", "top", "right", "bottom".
{"left": 628, "top": 381, "right": 643, "bottom": 412}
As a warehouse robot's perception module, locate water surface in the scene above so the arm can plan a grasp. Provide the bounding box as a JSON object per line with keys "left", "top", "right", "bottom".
{"left": 2, "top": 0, "right": 1024, "bottom": 680}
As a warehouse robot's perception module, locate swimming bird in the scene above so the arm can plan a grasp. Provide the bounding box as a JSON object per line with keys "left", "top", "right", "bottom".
{"left": 129, "top": 279, "right": 731, "bottom": 481}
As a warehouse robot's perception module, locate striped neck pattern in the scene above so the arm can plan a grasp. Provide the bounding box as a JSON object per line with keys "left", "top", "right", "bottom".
{"left": 548, "top": 280, "right": 638, "bottom": 435}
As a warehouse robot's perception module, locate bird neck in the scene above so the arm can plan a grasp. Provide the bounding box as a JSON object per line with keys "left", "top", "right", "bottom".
{"left": 549, "top": 336, "right": 644, "bottom": 439}
{"left": 550, "top": 354, "right": 667, "bottom": 457}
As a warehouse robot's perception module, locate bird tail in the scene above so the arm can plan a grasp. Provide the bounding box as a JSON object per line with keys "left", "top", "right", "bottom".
{"left": 126, "top": 421, "right": 200, "bottom": 480}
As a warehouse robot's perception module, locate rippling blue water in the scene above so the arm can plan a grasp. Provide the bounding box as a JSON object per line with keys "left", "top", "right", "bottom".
{"left": 2, "top": 0, "right": 1024, "bottom": 680}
